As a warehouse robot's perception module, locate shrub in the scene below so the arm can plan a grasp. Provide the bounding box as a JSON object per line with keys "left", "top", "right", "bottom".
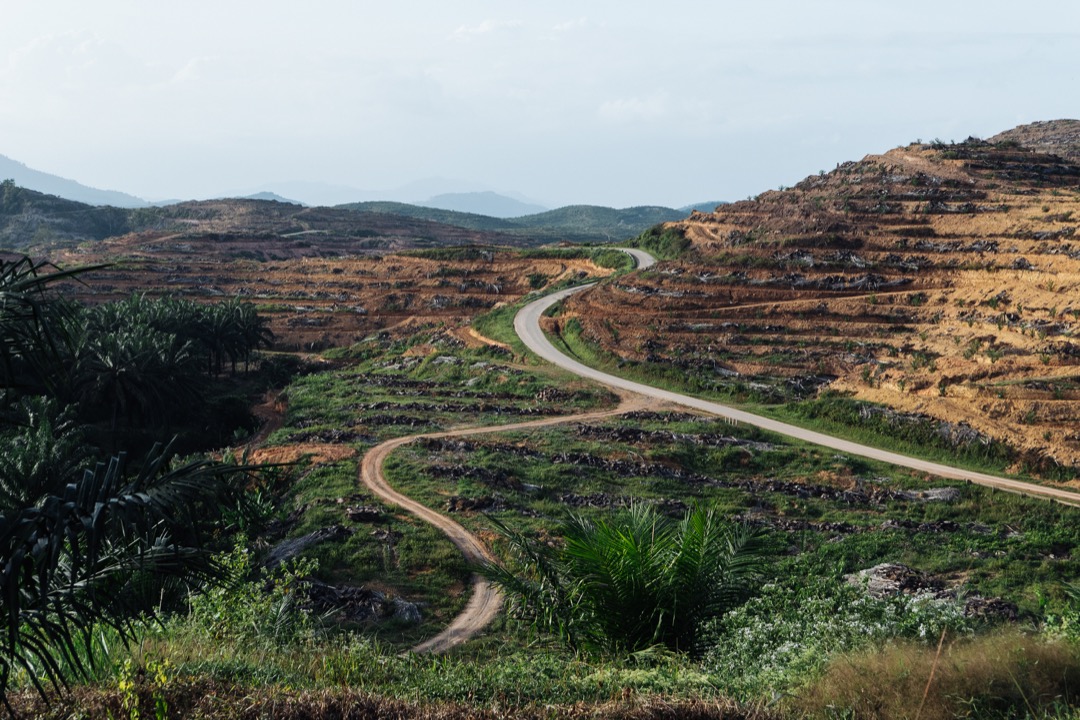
{"left": 700, "top": 575, "right": 977, "bottom": 698}
{"left": 485, "top": 504, "right": 767, "bottom": 654}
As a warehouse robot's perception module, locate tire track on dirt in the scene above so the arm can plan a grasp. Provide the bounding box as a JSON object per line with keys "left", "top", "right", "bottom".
{"left": 359, "top": 394, "right": 649, "bottom": 654}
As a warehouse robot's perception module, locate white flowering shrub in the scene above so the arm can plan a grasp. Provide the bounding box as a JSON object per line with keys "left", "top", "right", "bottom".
{"left": 700, "top": 575, "right": 976, "bottom": 697}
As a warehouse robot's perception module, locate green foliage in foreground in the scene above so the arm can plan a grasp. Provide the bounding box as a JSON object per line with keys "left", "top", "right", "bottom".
{"left": 701, "top": 572, "right": 979, "bottom": 698}
{"left": 0, "top": 443, "right": 263, "bottom": 704}
{"left": 484, "top": 504, "right": 767, "bottom": 654}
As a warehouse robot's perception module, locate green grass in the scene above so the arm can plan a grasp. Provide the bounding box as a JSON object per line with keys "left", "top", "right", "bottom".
{"left": 627, "top": 225, "right": 693, "bottom": 260}
{"left": 16, "top": 324, "right": 1080, "bottom": 718}
{"left": 548, "top": 312, "right": 1073, "bottom": 482}
{"left": 252, "top": 328, "right": 619, "bottom": 647}
{"left": 372, "top": 406, "right": 1080, "bottom": 702}
{"left": 382, "top": 411, "right": 1080, "bottom": 616}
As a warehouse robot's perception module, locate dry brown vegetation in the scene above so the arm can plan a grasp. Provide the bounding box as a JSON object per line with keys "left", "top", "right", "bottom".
{"left": 8, "top": 682, "right": 773, "bottom": 720}
{"left": 792, "top": 630, "right": 1080, "bottom": 720}
{"left": 49, "top": 244, "right": 613, "bottom": 351}
{"left": 567, "top": 123, "right": 1080, "bottom": 469}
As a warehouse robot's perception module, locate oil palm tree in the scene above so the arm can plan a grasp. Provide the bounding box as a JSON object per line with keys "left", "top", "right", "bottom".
{"left": 0, "top": 257, "right": 99, "bottom": 397}
{"left": 484, "top": 503, "right": 767, "bottom": 654}
{"left": 0, "top": 442, "right": 260, "bottom": 705}
{"left": 74, "top": 326, "right": 198, "bottom": 436}
{"left": 0, "top": 397, "right": 91, "bottom": 511}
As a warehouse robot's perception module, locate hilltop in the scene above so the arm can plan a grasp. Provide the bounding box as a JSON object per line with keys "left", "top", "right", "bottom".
{"left": 0, "top": 154, "right": 148, "bottom": 208}
{"left": 0, "top": 190, "right": 534, "bottom": 257}
{"left": 340, "top": 200, "right": 687, "bottom": 243}
{"left": 564, "top": 121, "right": 1080, "bottom": 470}
{"left": 1, "top": 181, "right": 696, "bottom": 254}
{"left": 991, "top": 119, "right": 1080, "bottom": 162}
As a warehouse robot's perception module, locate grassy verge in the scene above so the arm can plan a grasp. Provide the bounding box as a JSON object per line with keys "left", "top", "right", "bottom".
{"left": 548, "top": 312, "right": 1071, "bottom": 482}
{"left": 471, "top": 300, "right": 532, "bottom": 358}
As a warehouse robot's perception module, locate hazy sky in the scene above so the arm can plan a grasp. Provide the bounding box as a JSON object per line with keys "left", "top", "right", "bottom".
{"left": 2, "top": 1, "right": 1078, "bottom": 207}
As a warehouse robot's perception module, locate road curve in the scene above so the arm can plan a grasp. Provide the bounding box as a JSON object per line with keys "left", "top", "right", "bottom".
{"left": 615, "top": 247, "right": 658, "bottom": 271}
{"left": 514, "top": 256, "right": 1080, "bottom": 508}
{"left": 359, "top": 397, "right": 647, "bottom": 653}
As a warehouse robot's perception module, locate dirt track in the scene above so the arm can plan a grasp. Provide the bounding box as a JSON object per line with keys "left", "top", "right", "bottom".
{"left": 359, "top": 394, "right": 649, "bottom": 653}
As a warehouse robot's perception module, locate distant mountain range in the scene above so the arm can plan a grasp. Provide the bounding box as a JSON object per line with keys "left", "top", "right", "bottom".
{"left": 419, "top": 191, "right": 548, "bottom": 218}
{"left": 0, "top": 152, "right": 724, "bottom": 248}
{"left": 0, "top": 154, "right": 149, "bottom": 208}
{"left": 241, "top": 191, "right": 304, "bottom": 205}
{"left": 0, "top": 179, "right": 708, "bottom": 252}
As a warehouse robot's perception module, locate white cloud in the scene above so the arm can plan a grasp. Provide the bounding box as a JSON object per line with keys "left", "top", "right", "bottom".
{"left": 452, "top": 19, "right": 522, "bottom": 38}
{"left": 597, "top": 93, "right": 671, "bottom": 124}
{"left": 170, "top": 56, "right": 214, "bottom": 84}
{"left": 553, "top": 17, "right": 588, "bottom": 32}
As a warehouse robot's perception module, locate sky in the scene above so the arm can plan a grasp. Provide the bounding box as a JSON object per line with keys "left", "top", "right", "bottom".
{"left": 1, "top": 1, "right": 1078, "bottom": 208}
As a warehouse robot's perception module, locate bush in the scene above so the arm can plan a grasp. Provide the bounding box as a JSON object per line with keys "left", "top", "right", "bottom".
{"left": 183, "top": 543, "right": 319, "bottom": 648}
{"left": 633, "top": 226, "right": 692, "bottom": 259}
{"left": 485, "top": 504, "right": 767, "bottom": 654}
{"left": 700, "top": 575, "right": 977, "bottom": 698}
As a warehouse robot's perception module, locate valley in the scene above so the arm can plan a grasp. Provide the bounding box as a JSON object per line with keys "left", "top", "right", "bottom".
{"left": 6, "top": 121, "right": 1080, "bottom": 719}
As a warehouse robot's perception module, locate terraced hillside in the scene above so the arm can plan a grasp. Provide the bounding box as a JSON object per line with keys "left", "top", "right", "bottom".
{"left": 48, "top": 243, "right": 623, "bottom": 351}
{"left": 565, "top": 125, "right": 1080, "bottom": 470}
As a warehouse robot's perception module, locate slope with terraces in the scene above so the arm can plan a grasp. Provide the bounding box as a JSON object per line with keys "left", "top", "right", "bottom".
{"left": 565, "top": 122, "right": 1080, "bottom": 471}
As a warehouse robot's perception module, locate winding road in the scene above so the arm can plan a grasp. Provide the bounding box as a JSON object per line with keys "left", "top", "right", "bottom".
{"left": 515, "top": 250, "right": 1080, "bottom": 507}
{"left": 359, "top": 394, "right": 648, "bottom": 653}
{"left": 361, "top": 245, "right": 1080, "bottom": 654}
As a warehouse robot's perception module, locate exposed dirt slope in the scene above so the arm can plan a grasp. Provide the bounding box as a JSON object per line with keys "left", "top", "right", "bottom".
{"left": 991, "top": 119, "right": 1080, "bottom": 162}
{"left": 568, "top": 128, "right": 1080, "bottom": 468}
{"left": 49, "top": 246, "right": 614, "bottom": 351}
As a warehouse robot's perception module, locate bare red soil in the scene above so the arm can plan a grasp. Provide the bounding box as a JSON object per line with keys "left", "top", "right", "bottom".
{"left": 567, "top": 135, "right": 1080, "bottom": 468}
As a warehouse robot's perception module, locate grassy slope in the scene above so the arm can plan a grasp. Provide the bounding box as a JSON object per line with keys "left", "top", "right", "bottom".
{"left": 15, "top": 324, "right": 1080, "bottom": 719}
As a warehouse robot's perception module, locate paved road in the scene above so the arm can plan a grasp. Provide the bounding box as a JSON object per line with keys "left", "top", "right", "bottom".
{"left": 514, "top": 250, "right": 1080, "bottom": 507}
{"left": 363, "top": 243, "right": 1079, "bottom": 654}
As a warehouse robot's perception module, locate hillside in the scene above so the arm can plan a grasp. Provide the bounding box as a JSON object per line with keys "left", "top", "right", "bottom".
{"left": 0, "top": 154, "right": 148, "bottom": 207}
{"left": 338, "top": 201, "right": 511, "bottom": 231}
{"left": 0, "top": 181, "right": 135, "bottom": 249}
{"left": 564, "top": 122, "right": 1080, "bottom": 470}
{"left": 991, "top": 119, "right": 1080, "bottom": 162}
{"left": 340, "top": 201, "right": 687, "bottom": 242}
{"left": 0, "top": 192, "right": 537, "bottom": 256}
{"left": 3, "top": 182, "right": 691, "bottom": 254}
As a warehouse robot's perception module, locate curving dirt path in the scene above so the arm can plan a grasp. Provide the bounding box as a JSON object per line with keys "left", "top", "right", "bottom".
{"left": 515, "top": 255, "right": 1080, "bottom": 508}
{"left": 362, "top": 244, "right": 1079, "bottom": 656}
{"left": 359, "top": 394, "right": 649, "bottom": 654}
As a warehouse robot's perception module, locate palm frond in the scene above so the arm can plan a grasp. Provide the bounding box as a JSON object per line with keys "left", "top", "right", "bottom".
{"left": 483, "top": 502, "right": 770, "bottom": 655}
